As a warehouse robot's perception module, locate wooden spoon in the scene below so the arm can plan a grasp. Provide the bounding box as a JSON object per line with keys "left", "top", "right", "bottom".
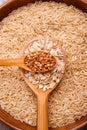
{"left": 0, "top": 51, "right": 56, "bottom": 73}
{"left": 19, "top": 38, "right": 66, "bottom": 130}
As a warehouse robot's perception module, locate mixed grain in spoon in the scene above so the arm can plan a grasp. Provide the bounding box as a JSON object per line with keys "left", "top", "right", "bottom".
{"left": 23, "top": 38, "right": 66, "bottom": 91}
{"left": 24, "top": 51, "right": 56, "bottom": 73}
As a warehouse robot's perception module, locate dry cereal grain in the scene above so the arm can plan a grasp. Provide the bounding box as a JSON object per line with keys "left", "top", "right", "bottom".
{"left": 24, "top": 38, "right": 65, "bottom": 91}
{"left": 0, "top": 1, "right": 87, "bottom": 128}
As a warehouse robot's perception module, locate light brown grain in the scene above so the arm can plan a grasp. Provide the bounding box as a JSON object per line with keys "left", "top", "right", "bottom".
{"left": 0, "top": 1, "right": 87, "bottom": 128}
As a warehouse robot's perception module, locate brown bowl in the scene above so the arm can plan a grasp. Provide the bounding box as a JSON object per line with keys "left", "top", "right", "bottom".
{"left": 0, "top": 0, "right": 87, "bottom": 130}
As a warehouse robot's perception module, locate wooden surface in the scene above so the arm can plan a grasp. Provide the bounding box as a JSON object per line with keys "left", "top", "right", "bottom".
{"left": 0, "top": 121, "right": 13, "bottom": 130}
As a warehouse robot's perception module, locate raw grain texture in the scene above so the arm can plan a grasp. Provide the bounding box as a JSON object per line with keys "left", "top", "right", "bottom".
{"left": 24, "top": 38, "right": 65, "bottom": 91}
{"left": 23, "top": 37, "right": 65, "bottom": 91}
{"left": 0, "top": 1, "right": 87, "bottom": 128}
{"left": 24, "top": 50, "right": 57, "bottom": 73}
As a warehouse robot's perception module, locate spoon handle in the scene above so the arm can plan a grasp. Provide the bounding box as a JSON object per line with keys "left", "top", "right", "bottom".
{"left": 37, "top": 94, "right": 49, "bottom": 130}
{"left": 0, "top": 57, "right": 23, "bottom": 67}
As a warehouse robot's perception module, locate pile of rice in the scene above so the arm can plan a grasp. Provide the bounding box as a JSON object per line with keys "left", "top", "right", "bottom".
{"left": 0, "top": 1, "right": 87, "bottom": 128}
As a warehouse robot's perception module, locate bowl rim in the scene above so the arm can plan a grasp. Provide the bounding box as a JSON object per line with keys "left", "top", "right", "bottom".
{"left": 0, "top": 106, "right": 87, "bottom": 130}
